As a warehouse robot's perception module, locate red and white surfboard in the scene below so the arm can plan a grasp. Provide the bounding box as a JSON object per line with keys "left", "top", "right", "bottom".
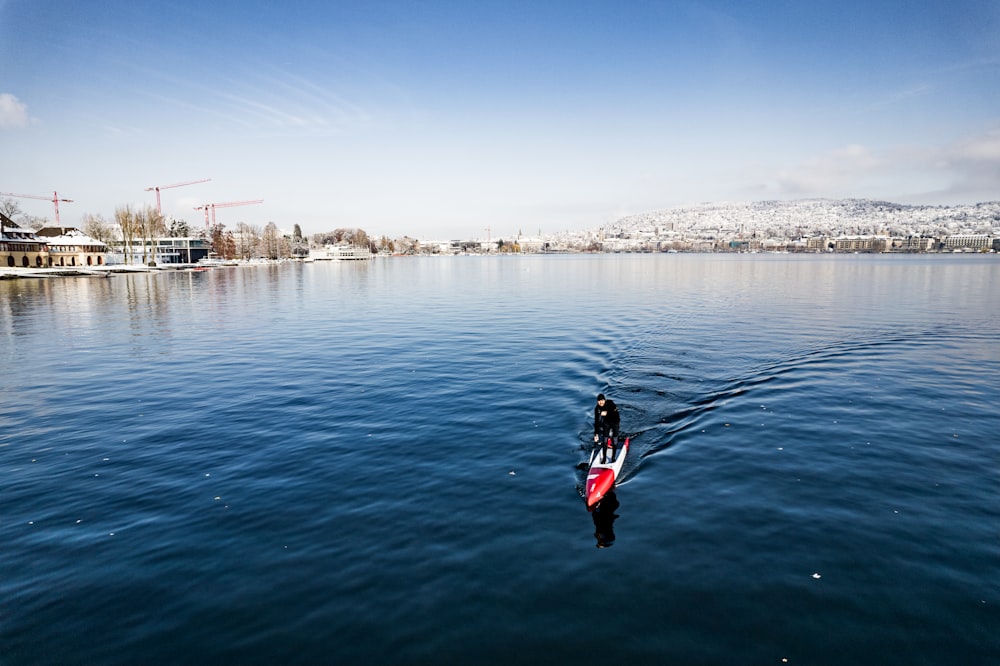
{"left": 586, "top": 437, "right": 629, "bottom": 508}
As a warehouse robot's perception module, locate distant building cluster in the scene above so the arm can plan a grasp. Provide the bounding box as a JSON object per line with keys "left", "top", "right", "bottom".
{"left": 582, "top": 199, "right": 1000, "bottom": 254}
{"left": 417, "top": 199, "right": 1000, "bottom": 255}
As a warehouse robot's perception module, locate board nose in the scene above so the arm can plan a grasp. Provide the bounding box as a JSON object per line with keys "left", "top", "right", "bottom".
{"left": 586, "top": 468, "right": 614, "bottom": 507}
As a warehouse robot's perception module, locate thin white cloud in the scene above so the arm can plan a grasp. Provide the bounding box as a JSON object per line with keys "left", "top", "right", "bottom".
{"left": 0, "top": 93, "right": 33, "bottom": 129}
{"left": 933, "top": 56, "right": 1000, "bottom": 75}
{"left": 772, "top": 144, "right": 883, "bottom": 196}
{"left": 946, "top": 127, "right": 1000, "bottom": 162}
{"left": 926, "top": 127, "right": 1000, "bottom": 201}
{"left": 864, "top": 83, "right": 934, "bottom": 113}
{"left": 762, "top": 128, "right": 1000, "bottom": 204}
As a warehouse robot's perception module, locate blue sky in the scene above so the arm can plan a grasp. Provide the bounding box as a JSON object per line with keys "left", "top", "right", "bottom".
{"left": 2, "top": 0, "right": 998, "bottom": 239}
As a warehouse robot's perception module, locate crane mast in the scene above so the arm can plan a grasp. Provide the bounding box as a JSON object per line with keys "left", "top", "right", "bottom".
{"left": 193, "top": 199, "right": 264, "bottom": 227}
{"left": 0, "top": 191, "right": 73, "bottom": 224}
{"left": 145, "top": 179, "right": 211, "bottom": 213}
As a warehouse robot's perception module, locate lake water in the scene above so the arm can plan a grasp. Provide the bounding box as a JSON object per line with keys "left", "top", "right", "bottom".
{"left": 2, "top": 254, "right": 998, "bottom": 664}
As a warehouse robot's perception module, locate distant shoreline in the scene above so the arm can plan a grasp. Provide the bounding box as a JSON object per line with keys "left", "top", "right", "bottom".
{"left": 2, "top": 251, "right": 995, "bottom": 281}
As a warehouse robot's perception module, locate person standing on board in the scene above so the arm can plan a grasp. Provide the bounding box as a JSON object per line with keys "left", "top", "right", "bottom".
{"left": 593, "top": 393, "right": 621, "bottom": 464}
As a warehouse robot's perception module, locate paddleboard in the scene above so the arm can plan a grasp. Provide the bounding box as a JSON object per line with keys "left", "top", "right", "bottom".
{"left": 585, "top": 437, "right": 629, "bottom": 508}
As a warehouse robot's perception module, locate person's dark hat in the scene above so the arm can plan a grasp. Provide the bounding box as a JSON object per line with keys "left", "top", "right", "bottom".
{"left": 597, "top": 393, "right": 605, "bottom": 401}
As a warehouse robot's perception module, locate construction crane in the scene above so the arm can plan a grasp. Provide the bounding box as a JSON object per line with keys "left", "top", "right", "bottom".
{"left": 194, "top": 199, "right": 264, "bottom": 227}
{"left": 0, "top": 191, "right": 73, "bottom": 224}
{"left": 144, "top": 178, "right": 211, "bottom": 214}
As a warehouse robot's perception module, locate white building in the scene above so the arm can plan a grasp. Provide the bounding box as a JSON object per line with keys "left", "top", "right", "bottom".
{"left": 35, "top": 227, "right": 109, "bottom": 267}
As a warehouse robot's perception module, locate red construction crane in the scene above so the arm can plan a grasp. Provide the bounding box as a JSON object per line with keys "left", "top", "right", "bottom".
{"left": 194, "top": 199, "right": 264, "bottom": 227}
{"left": 144, "top": 178, "right": 211, "bottom": 213}
{"left": 0, "top": 190, "right": 73, "bottom": 224}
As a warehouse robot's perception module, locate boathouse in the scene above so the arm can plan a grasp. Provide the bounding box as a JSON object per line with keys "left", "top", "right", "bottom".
{"left": 35, "top": 227, "right": 108, "bottom": 267}
{"left": 0, "top": 212, "right": 48, "bottom": 268}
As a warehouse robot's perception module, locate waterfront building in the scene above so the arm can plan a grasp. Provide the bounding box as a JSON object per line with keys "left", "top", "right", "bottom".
{"left": 105, "top": 237, "right": 212, "bottom": 264}
{"left": 517, "top": 236, "right": 545, "bottom": 253}
{"left": 833, "top": 236, "right": 888, "bottom": 252}
{"left": 1, "top": 213, "right": 48, "bottom": 268}
{"left": 35, "top": 227, "right": 108, "bottom": 267}
{"left": 942, "top": 234, "right": 992, "bottom": 251}
{"left": 887, "top": 236, "right": 934, "bottom": 252}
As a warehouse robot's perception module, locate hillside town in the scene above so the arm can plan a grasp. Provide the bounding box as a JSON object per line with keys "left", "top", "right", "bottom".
{"left": 533, "top": 199, "right": 1000, "bottom": 254}
{"left": 2, "top": 198, "right": 999, "bottom": 275}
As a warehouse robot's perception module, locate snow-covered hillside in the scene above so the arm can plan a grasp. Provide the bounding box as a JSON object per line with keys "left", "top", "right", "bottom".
{"left": 610, "top": 199, "right": 1000, "bottom": 240}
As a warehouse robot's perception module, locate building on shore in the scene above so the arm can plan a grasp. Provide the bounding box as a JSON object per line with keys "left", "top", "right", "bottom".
{"left": 1, "top": 213, "right": 49, "bottom": 268}
{"left": 105, "top": 237, "right": 212, "bottom": 265}
{"left": 832, "top": 236, "right": 888, "bottom": 253}
{"left": 886, "top": 236, "right": 934, "bottom": 253}
{"left": 35, "top": 227, "right": 109, "bottom": 267}
{"left": 942, "top": 234, "right": 992, "bottom": 252}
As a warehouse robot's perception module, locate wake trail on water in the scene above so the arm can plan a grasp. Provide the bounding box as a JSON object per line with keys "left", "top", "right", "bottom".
{"left": 605, "top": 322, "right": 975, "bottom": 464}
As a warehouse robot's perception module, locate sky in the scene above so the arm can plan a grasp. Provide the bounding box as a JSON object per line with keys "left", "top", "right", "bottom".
{"left": 1, "top": 0, "right": 998, "bottom": 240}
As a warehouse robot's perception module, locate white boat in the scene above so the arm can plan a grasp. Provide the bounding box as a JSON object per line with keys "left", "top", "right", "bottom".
{"left": 310, "top": 245, "right": 373, "bottom": 261}
{"left": 197, "top": 256, "right": 237, "bottom": 267}
{"left": 331, "top": 245, "right": 372, "bottom": 260}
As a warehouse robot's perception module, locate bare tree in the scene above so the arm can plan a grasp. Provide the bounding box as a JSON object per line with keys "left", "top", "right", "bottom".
{"left": 313, "top": 227, "right": 372, "bottom": 247}
{"left": 135, "top": 206, "right": 149, "bottom": 263}
{"left": 115, "top": 204, "right": 138, "bottom": 264}
{"left": 18, "top": 215, "right": 48, "bottom": 231}
{"left": 394, "top": 236, "right": 420, "bottom": 255}
{"left": 337, "top": 227, "right": 369, "bottom": 247}
{"left": 236, "top": 222, "right": 261, "bottom": 260}
{"left": 81, "top": 213, "right": 116, "bottom": 246}
{"left": 278, "top": 235, "right": 292, "bottom": 258}
{"left": 261, "top": 221, "right": 280, "bottom": 260}
{"left": 135, "top": 205, "right": 166, "bottom": 265}
{"left": 0, "top": 197, "right": 23, "bottom": 219}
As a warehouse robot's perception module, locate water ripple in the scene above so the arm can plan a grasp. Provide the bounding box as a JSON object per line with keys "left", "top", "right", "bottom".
{"left": 3, "top": 255, "right": 998, "bottom": 665}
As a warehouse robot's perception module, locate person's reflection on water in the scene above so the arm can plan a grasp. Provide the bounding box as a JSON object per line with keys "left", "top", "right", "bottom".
{"left": 591, "top": 490, "right": 620, "bottom": 548}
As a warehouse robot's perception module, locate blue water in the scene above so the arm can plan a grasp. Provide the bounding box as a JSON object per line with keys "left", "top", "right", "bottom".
{"left": 2, "top": 254, "right": 998, "bottom": 664}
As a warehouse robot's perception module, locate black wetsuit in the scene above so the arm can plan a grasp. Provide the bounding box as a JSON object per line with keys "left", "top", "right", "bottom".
{"left": 594, "top": 399, "right": 621, "bottom": 463}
